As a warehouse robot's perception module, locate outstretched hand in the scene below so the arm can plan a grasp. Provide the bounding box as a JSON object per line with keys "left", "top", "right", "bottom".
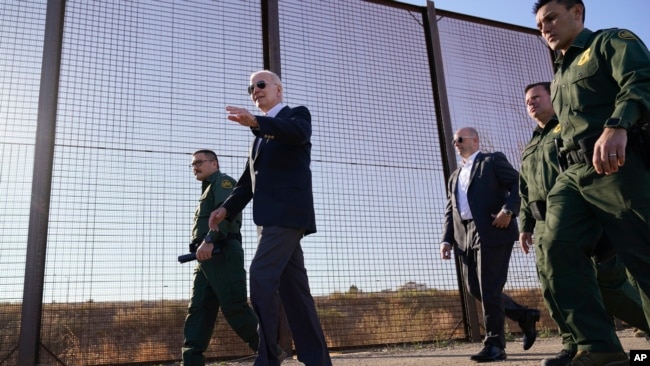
{"left": 226, "top": 106, "right": 259, "bottom": 128}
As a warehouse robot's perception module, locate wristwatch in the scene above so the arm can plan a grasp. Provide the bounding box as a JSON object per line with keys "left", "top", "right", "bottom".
{"left": 204, "top": 233, "right": 213, "bottom": 243}
{"left": 502, "top": 208, "right": 513, "bottom": 216}
{"left": 604, "top": 117, "right": 623, "bottom": 128}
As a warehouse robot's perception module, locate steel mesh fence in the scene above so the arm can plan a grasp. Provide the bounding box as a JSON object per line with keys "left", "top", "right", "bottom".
{"left": 278, "top": 0, "right": 453, "bottom": 347}
{"left": 0, "top": 0, "right": 553, "bottom": 364}
{"left": 0, "top": 1, "right": 46, "bottom": 363}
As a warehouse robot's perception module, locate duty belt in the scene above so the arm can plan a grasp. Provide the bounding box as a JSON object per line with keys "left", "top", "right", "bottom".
{"left": 190, "top": 232, "right": 242, "bottom": 251}
{"left": 563, "top": 149, "right": 590, "bottom": 167}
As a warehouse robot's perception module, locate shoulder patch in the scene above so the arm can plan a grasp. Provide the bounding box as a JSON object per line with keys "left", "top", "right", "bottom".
{"left": 618, "top": 30, "right": 637, "bottom": 40}
{"left": 577, "top": 47, "right": 591, "bottom": 66}
{"left": 221, "top": 180, "right": 233, "bottom": 189}
{"left": 553, "top": 124, "right": 561, "bottom": 134}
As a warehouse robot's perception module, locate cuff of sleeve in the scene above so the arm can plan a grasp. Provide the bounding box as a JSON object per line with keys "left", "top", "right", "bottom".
{"left": 206, "top": 230, "right": 224, "bottom": 243}
{"left": 608, "top": 103, "right": 643, "bottom": 129}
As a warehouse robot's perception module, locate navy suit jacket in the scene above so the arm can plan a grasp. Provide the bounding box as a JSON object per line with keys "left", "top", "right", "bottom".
{"left": 222, "top": 105, "right": 317, "bottom": 235}
{"left": 441, "top": 152, "right": 520, "bottom": 252}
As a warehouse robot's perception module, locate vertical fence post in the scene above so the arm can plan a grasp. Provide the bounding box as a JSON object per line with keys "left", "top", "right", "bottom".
{"left": 262, "top": 0, "right": 282, "bottom": 77}
{"left": 260, "top": 0, "right": 293, "bottom": 356}
{"left": 423, "top": 0, "right": 482, "bottom": 342}
{"left": 17, "top": 0, "right": 66, "bottom": 364}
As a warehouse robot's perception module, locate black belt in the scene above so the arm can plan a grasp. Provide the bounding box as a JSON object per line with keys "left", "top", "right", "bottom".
{"left": 562, "top": 133, "right": 600, "bottom": 167}
{"left": 193, "top": 232, "right": 242, "bottom": 245}
{"left": 462, "top": 219, "right": 473, "bottom": 225}
{"left": 564, "top": 149, "right": 589, "bottom": 166}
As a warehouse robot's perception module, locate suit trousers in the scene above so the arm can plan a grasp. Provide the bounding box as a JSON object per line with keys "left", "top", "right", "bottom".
{"left": 250, "top": 226, "right": 331, "bottom": 366}
{"left": 459, "top": 221, "right": 528, "bottom": 349}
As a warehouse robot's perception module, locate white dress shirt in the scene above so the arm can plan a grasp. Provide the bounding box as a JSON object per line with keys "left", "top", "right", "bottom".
{"left": 254, "top": 103, "right": 285, "bottom": 156}
{"left": 457, "top": 150, "right": 480, "bottom": 221}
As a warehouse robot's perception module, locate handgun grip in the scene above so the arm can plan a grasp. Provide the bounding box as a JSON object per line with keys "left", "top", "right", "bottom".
{"left": 177, "top": 253, "right": 197, "bottom": 263}
{"left": 177, "top": 247, "right": 221, "bottom": 264}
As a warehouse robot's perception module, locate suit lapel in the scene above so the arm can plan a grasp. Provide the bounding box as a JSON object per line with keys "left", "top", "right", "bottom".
{"left": 450, "top": 169, "right": 461, "bottom": 213}
{"left": 468, "top": 152, "right": 483, "bottom": 188}
{"left": 252, "top": 105, "right": 290, "bottom": 163}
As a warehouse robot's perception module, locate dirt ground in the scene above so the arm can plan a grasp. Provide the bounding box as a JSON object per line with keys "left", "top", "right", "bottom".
{"left": 216, "top": 328, "right": 650, "bottom": 366}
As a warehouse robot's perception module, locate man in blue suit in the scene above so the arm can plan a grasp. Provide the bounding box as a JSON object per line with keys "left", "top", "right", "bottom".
{"left": 209, "top": 70, "right": 331, "bottom": 366}
{"left": 440, "top": 127, "right": 540, "bottom": 362}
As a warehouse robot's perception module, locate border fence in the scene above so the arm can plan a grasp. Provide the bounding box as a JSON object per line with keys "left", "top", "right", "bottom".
{"left": 0, "top": 0, "right": 554, "bottom": 364}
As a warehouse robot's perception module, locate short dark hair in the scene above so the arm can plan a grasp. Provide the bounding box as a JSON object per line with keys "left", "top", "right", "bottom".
{"left": 525, "top": 82, "right": 551, "bottom": 94}
{"left": 533, "top": 0, "right": 585, "bottom": 22}
{"left": 192, "top": 149, "right": 218, "bottom": 163}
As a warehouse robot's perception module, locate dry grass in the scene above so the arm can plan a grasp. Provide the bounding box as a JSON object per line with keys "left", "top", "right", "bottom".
{"left": 0, "top": 288, "right": 547, "bottom": 365}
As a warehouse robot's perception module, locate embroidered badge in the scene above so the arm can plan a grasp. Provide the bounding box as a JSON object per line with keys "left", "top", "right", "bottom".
{"left": 577, "top": 48, "right": 591, "bottom": 66}
{"left": 221, "top": 180, "right": 233, "bottom": 189}
{"left": 553, "top": 124, "right": 561, "bottom": 134}
{"left": 618, "top": 30, "right": 637, "bottom": 40}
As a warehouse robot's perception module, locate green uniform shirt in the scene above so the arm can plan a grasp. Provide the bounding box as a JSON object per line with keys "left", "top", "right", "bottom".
{"left": 551, "top": 28, "right": 650, "bottom": 149}
{"left": 191, "top": 170, "right": 242, "bottom": 243}
{"left": 519, "top": 118, "right": 562, "bottom": 233}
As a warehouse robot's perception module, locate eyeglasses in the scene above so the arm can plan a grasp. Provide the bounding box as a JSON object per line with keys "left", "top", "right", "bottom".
{"left": 189, "top": 159, "right": 215, "bottom": 169}
{"left": 247, "top": 80, "right": 276, "bottom": 95}
{"left": 452, "top": 136, "right": 475, "bottom": 144}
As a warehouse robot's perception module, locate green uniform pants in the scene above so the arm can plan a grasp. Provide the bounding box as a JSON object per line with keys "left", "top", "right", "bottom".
{"left": 182, "top": 238, "right": 259, "bottom": 366}
{"left": 626, "top": 270, "right": 650, "bottom": 327}
{"left": 598, "top": 256, "right": 650, "bottom": 334}
{"left": 540, "top": 151, "right": 650, "bottom": 352}
{"left": 534, "top": 224, "right": 649, "bottom": 352}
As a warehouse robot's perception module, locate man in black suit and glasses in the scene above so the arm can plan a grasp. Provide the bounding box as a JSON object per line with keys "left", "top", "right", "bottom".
{"left": 209, "top": 70, "right": 331, "bottom": 366}
{"left": 440, "top": 127, "right": 540, "bottom": 362}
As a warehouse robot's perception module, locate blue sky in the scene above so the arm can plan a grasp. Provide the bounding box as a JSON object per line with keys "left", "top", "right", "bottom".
{"left": 398, "top": 0, "right": 650, "bottom": 46}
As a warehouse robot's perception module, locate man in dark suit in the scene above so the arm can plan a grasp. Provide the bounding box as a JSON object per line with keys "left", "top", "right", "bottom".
{"left": 209, "top": 70, "right": 331, "bottom": 366}
{"left": 440, "top": 127, "right": 540, "bottom": 362}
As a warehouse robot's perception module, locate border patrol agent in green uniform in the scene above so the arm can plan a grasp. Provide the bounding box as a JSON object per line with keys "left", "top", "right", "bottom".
{"left": 534, "top": 1, "right": 650, "bottom": 365}
{"left": 519, "top": 82, "right": 650, "bottom": 366}
{"left": 182, "top": 150, "right": 259, "bottom": 365}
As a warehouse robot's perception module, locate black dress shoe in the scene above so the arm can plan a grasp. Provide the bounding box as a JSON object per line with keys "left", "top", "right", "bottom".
{"left": 470, "top": 345, "right": 507, "bottom": 362}
{"left": 541, "top": 349, "right": 576, "bottom": 366}
{"left": 519, "top": 309, "right": 540, "bottom": 350}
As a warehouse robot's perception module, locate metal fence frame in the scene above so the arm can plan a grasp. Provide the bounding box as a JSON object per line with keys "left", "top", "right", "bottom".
{"left": 0, "top": 0, "right": 553, "bottom": 364}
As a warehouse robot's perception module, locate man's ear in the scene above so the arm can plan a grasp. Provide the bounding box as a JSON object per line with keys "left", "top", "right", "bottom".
{"left": 572, "top": 4, "right": 584, "bottom": 23}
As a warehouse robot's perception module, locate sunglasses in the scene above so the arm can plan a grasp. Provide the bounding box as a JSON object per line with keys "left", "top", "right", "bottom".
{"left": 452, "top": 136, "right": 475, "bottom": 144}
{"left": 247, "top": 80, "right": 276, "bottom": 95}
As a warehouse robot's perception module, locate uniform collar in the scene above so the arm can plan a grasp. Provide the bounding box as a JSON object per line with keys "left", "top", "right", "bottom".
{"left": 571, "top": 28, "right": 593, "bottom": 50}
{"left": 544, "top": 116, "right": 560, "bottom": 131}
{"left": 555, "top": 28, "right": 593, "bottom": 66}
{"left": 541, "top": 117, "right": 560, "bottom": 133}
{"left": 201, "top": 170, "right": 222, "bottom": 189}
